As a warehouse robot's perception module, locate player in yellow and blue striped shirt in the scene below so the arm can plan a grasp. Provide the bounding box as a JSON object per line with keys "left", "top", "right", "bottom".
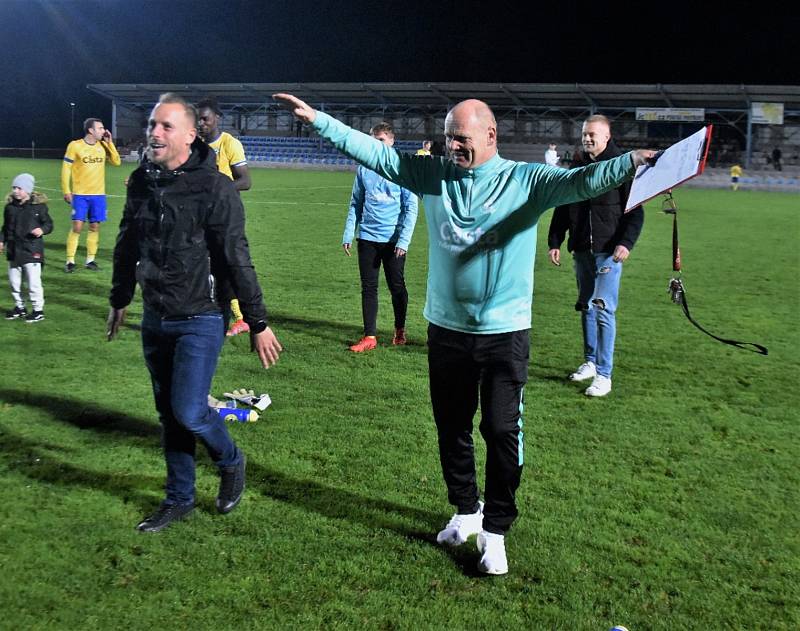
{"left": 61, "top": 117, "right": 121, "bottom": 273}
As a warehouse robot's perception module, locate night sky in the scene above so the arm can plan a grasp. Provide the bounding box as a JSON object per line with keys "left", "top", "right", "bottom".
{"left": 0, "top": 0, "right": 794, "bottom": 148}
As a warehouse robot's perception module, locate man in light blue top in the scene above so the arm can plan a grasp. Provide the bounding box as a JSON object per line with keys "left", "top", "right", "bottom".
{"left": 274, "top": 92, "right": 657, "bottom": 575}
{"left": 342, "top": 122, "right": 418, "bottom": 352}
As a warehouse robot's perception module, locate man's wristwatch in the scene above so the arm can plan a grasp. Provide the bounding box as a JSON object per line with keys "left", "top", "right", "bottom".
{"left": 250, "top": 320, "right": 268, "bottom": 335}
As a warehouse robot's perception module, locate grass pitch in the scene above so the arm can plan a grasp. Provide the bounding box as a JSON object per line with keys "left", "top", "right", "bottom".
{"left": 0, "top": 157, "right": 798, "bottom": 629}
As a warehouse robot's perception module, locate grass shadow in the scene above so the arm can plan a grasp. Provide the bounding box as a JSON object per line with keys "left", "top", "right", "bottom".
{"left": 0, "top": 389, "right": 156, "bottom": 439}
{"left": 247, "top": 460, "right": 485, "bottom": 576}
{"left": 0, "top": 427, "right": 161, "bottom": 512}
{"left": 0, "top": 388, "right": 472, "bottom": 572}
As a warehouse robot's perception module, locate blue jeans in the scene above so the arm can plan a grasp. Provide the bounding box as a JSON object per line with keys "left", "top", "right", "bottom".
{"left": 141, "top": 309, "right": 240, "bottom": 505}
{"left": 573, "top": 251, "right": 623, "bottom": 379}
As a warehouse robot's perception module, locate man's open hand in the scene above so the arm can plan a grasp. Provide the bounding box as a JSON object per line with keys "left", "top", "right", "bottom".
{"left": 107, "top": 307, "right": 127, "bottom": 341}
{"left": 251, "top": 326, "right": 283, "bottom": 369}
{"left": 272, "top": 93, "right": 316, "bottom": 124}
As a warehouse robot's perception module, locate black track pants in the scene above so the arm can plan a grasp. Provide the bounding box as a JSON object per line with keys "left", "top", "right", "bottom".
{"left": 427, "top": 323, "right": 529, "bottom": 534}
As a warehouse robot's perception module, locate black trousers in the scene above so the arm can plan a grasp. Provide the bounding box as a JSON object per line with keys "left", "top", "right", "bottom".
{"left": 356, "top": 239, "right": 408, "bottom": 336}
{"left": 427, "top": 323, "right": 529, "bottom": 535}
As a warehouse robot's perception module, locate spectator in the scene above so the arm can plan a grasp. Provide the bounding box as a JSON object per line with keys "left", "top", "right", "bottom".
{"left": 61, "top": 117, "right": 121, "bottom": 273}
{"left": 416, "top": 140, "right": 432, "bottom": 156}
{"left": 730, "top": 164, "right": 743, "bottom": 191}
{"left": 2, "top": 173, "right": 53, "bottom": 323}
{"left": 547, "top": 114, "right": 645, "bottom": 398}
{"left": 544, "top": 142, "right": 560, "bottom": 167}
{"left": 772, "top": 147, "right": 782, "bottom": 171}
{"left": 342, "top": 122, "right": 418, "bottom": 352}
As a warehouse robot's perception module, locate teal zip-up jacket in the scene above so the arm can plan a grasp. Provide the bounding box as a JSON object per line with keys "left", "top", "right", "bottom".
{"left": 313, "top": 112, "right": 637, "bottom": 334}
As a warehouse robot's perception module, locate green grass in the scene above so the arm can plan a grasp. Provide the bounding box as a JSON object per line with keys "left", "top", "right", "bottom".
{"left": 0, "top": 157, "right": 798, "bottom": 629}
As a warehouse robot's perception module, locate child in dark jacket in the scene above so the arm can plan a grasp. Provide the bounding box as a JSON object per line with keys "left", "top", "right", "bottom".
{"left": 1, "top": 173, "right": 54, "bottom": 322}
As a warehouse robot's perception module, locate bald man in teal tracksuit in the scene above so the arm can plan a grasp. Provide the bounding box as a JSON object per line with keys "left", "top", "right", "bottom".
{"left": 274, "top": 93, "right": 656, "bottom": 575}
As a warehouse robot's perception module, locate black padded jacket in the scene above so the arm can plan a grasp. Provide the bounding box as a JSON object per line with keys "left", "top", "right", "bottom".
{"left": 110, "top": 139, "right": 268, "bottom": 325}
{"left": 547, "top": 141, "right": 644, "bottom": 254}
{"left": 1, "top": 192, "right": 53, "bottom": 266}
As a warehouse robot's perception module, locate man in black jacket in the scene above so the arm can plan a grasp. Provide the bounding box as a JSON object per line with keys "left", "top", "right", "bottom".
{"left": 108, "top": 93, "right": 282, "bottom": 532}
{"left": 547, "top": 115, "right": 644, "bottom": 397}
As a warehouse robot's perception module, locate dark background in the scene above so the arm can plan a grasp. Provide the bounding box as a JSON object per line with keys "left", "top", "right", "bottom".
{"left": 0, "top": 0, "right": 794, "bottom": 148}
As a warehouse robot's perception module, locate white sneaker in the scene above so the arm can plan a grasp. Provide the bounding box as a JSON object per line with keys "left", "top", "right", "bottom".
{"left": 569, "top": 361, "right": 596, "bottom": 382}
{"left": 585, "top": 375, "right": 612, "bottom": 397}
{"left": 477, "top": 530, "right": 508, "bottom": 575}
{"left": 436, "top": 501, "right": 484, "bottom": 546}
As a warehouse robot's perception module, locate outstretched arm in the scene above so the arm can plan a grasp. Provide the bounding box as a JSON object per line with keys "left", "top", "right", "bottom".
{"left": 273, "top": 93, "right": 317, "bottom": 124}
{"left": 631, "top": 150, "right": 659, "bottom": 168}
{"left": 533, "top": 150, "right": 660, "bottom": 213}
{"left": 274, "top": 93, "right": 427, "bottom": 195}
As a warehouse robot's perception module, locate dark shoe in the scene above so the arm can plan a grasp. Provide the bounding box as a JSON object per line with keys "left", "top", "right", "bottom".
{"left": 24, "top": 310, "right": 44, "bottom": 323}
{"left": 136, "top": 502, "right": 194, "bottom": 532}
{"left": 64, "top": 262, "right": 75, "bottom": 273}
{"left": 216, "top": 453, "right": 246, "bottom": 514}
{"left": 84, "top": 261, "right": 99, "bottom": 271}
{"left": 5, "top": 306, "right": 27, "bottom": 320}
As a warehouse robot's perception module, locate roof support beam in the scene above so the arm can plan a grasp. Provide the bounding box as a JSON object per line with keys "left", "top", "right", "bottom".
{"left": 657, "top": 83, "right": 675, "bottom": 107}
{"left": 427, "top": 84, "right": 453, "bottom": 106}
{"left": 575, "top": 83, "right": 598, "bottom": 114}
{"left": 362, "top": 84, "right": 388, "bottom": 105}
{"left": 499, "top": 84, "right": 525, "bottom": 107}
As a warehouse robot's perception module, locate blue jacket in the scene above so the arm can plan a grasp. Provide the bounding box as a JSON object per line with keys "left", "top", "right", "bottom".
{"left": 343, "top": 166, "right": 418, "bottom": 250}
{"left": 313, "top": 112, "right": 637, "bottom": 334}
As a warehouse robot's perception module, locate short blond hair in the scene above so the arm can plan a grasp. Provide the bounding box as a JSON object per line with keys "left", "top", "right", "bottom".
{"left": 157, "top": 92, "right": 198, "bottom": 126}
{"left": 584, "top": 114, "right": 611, "bottom": 129}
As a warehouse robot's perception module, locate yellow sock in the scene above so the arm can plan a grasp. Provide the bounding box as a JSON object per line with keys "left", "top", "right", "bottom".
{"left": 86, "top": 230, "right": 100, "bottom": 262}
{"left": 66, "top": 230, "right": 80, "bottom": 263}
{"left": 230, "top": 298, "right": 244, "bottom": 321}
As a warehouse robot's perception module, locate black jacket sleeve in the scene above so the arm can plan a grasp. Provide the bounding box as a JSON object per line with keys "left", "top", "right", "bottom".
{"left": 1, "top": 205, "right": 8, "bottom": 243}
{"left": 38, "top": 204, "right": 54, "bottom": 236}
{"left": 548, "top": 204, "right": 571, "bottom": 250}
{"left": 205, "top": 177, "right": 268, "bottom": 325}
{"left": 109, "top": 194, "right": 140, "bottom": 309}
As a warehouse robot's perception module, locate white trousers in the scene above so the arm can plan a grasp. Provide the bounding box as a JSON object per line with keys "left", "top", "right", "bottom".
{"left": 8, "top": 262, "right": 44, "bottom": 311}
